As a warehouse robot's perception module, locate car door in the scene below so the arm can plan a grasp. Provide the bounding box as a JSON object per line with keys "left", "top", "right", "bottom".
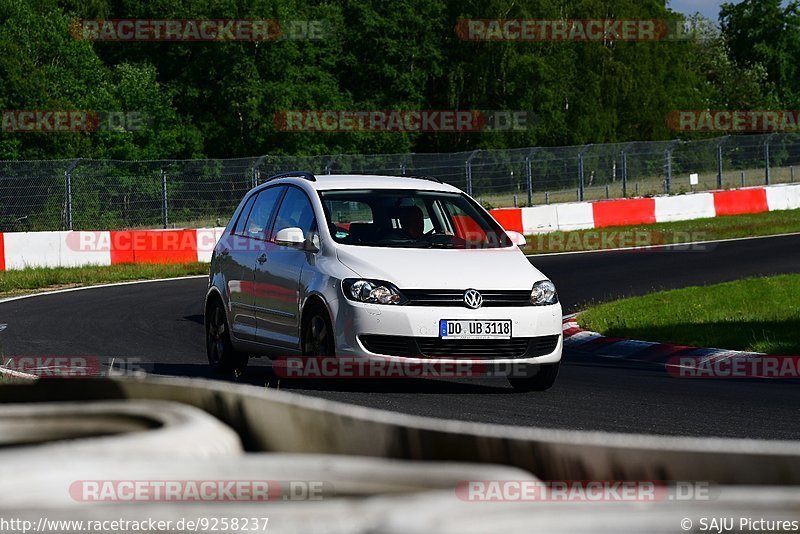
{"left": 225, "top": 186, "right": 285, "bottom": 341}
{"left": 253, "top": 186, "right": 317, "bottom": 349}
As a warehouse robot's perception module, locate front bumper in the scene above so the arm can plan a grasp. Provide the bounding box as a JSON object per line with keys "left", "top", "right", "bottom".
{"left": 333, "top": 300, "right": 563, "bottom": 365}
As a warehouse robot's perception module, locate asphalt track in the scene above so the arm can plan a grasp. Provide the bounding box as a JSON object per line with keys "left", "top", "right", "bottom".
{"left": 2, "top": 233, "right": 800, "bottom": 439}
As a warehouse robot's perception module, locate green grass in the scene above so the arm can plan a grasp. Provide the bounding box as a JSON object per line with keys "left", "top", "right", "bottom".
{"left": 578, "top": 274, "right": 800, "bottom": 355}
{"left": 522, "top": 208, "right": 800, "bottom": 254}
{"left": 0, "top": 263, "right": 209, "bottom": 297}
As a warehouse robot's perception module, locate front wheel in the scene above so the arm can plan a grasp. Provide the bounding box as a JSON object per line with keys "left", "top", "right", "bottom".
{"left": 302, "top": 307, "right": 335, "bottom": 356}
{"left": 206, "top": 299, "right": 249, "bottom": 375}
{"left": 508, "top": 363, "right": 560, "bottom": 391}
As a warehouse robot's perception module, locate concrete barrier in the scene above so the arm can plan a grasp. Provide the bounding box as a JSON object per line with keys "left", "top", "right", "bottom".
{"left": 555, "top": 202, "right": 595, "bottom": 231}
{"left": 196, "top": 227, "right": 226, "bottom": 262}
{"left": 1, "top": 379, "right": 799, "bottom": 533}
{"left": 521, "top": 205, "right": 559, "bottom": 234}
{"left": 592, "top": 198, "right": 656, "bottom": 228}
{"left": 488, "top": 208, "right": 523, "bottom": 233}
{"left": 3, "top": 232, "right": 61, "bottom": 269}
{"left": 713, "top": 188, "right": 769, "bottom": 216}
{"left": 3, "top": 376, "right": 799, "bottom": 485}
{"left": 766, "top": 183, "right": 800, "bottom": 211}
{"left": 0, "top": 400, "right": 242, "bottom": 456}
{"left": 110, "top": 229, "right": 199, "bottom": 265}
{"left": 655, "top": 193, "right": 716, "bottom": 223}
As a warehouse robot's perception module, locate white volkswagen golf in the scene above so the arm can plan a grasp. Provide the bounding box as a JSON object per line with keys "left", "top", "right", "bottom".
{"left": 205, "top": 172, "right": 563, "bottom": 390}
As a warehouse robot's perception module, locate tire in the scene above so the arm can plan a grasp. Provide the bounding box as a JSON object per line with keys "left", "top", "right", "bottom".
{"left": 508, "top": 363, "right": 560, "bottom": 392}
{"left": 206, "top": 297, "right": 249, "bottom": 375}
{"left": 301, "top": 304, "right": 335, "bottom": 357}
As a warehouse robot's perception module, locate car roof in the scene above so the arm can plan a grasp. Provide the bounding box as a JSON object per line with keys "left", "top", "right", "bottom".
{"left": 261, "top": 174, "right": 463, "bottom": 194}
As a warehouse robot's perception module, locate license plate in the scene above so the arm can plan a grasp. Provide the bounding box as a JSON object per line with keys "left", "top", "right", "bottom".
{"left": 439, "top": 320, "right": 512, "bottom": 340}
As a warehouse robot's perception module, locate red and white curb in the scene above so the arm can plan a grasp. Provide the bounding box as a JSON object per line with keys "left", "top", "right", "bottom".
{"left": 562, "top": 318, "right": 800, "bottom": 379}
{"left": 492, "top": 183, "right": 800, "bottom": 234}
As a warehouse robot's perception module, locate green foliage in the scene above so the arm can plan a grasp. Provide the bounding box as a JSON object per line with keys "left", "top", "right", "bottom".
{"left": 721, "top": 0, "right": 800, "bottom": 107}
{"left": 0, "top": 0, "right": 796, "bottom": 160}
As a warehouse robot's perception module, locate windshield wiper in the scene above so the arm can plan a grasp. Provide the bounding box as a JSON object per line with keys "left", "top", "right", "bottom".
{"left": 416, "top": 241, "right": 455, "bottom": 249}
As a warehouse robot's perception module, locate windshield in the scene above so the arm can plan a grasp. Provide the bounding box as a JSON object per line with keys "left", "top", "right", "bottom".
{"left": 319, "top": 189, "right": 513, "bottom": 249}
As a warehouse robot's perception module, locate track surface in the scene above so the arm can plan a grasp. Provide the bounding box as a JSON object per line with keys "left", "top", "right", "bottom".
{"left": 2, "top": 234, "right": 800, "bottom": 439}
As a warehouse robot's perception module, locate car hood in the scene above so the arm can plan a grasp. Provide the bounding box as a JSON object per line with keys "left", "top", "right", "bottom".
{"left": 335, "top": 245, "right": 547, "bottom": 290}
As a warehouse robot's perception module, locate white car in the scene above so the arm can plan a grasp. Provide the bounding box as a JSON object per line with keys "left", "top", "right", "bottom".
{"left": 205, "top": 172, "right": 563, "bottom": 390}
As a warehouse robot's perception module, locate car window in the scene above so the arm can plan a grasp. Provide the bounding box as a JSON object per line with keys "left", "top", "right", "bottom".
{"left": 232, "top": 193, "right": 257, "bottom": 236}
{"left": 244, "top": 186, "right": 285, "bottom": 240}
{"left": 272, "top": 187, "right": 317, "bottom": 237}
{"left": 325, "top": 200, "right": 373, "bottom": 238}
{"left": 445, "top": 201, "right": 488, "bottom": 242}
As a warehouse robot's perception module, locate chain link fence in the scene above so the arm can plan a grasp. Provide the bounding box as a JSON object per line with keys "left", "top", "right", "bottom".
{"left": 1, "top": 134, "right": 798, "bottom": 232}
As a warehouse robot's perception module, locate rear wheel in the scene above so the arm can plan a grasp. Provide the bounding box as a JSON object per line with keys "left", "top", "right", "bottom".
{"left": 206, "top": 298, "right": 249, "bottom": 375}
{"left": 508, "top": 363, "right": 560, "bottom": 392}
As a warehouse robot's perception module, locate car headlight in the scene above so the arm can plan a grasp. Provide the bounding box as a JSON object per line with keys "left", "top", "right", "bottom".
{"left": 530, "top": 280, "right": 558, "bottom": 306}
{"left": 342, "top": 279, "right": 407, "bottom": 305}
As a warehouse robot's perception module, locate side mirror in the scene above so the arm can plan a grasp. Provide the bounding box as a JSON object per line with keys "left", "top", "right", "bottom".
{"left": 275, "top": 227, "right": 319, "bottom": 251}
{"left": 506, "top": 230, "right": 527, "bottom": 247}
{"left": 275, "top": 227, "right": 307, "bottom": 248}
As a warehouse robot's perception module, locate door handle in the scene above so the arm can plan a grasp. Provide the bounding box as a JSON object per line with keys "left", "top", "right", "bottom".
{"left": 257, "top": 253, "right": 267, "bottom": 264}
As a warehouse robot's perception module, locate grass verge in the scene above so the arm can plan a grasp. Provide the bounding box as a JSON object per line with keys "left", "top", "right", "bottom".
{"left": 0, "top": 263, "right": 208, "bottom": 298}
{"left": 523, "top": 208, "right": 800, "bottom": 255}
{"left": 578, "top": 274, "right": 800, "bottom": 355}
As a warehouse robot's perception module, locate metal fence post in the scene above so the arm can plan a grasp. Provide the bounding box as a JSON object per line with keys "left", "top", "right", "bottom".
{"left": 716, "top": 136, "right": 729, "bottom": 189}
{"left": 764, "top": 134, "right": 776, "bottom": 185}
{"left": 161, "top": 169, "right": 168, "bottom": 229}
{"left": 620, "top": 142, "right": 635, "bottom": 198}
{"left": 252, "top": 155, "right": 267, "bottom": 188}
{"left": 664, "top": 140, "right": 680, "bottom": 194}
{"left": 524, "top": 149, "right": 536, "bottom": 206}
{"left": 621, "top": 151, "right": 628, "bottom": 197}
{"left": 399, "top": 153, "right": 412, "bottom": 176}
{"left": 64, "top": 158, "right": 82, "bottom": 230}
{"left": 465, "top": 150, "right": 480, "bottom": 196}
{"left": 324, "top": 155, "right": 338, "bottom": 175}
{"left": 577, "top": 145, "right": 592, "bottom": 201}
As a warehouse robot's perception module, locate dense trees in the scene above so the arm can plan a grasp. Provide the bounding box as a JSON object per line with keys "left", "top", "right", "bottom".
{"left": 0, "top": 0, "right": 796, "bottom": 160}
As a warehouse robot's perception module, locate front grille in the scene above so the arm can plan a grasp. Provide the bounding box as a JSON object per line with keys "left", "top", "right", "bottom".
{"left": 403, "top": 289, "right": 532, "bottom": 307}
{"left": 417, "top": 338, "right": 530, "bottom": 357}
{"left": 359, "top": 334, "right": 560, "bottom": 359}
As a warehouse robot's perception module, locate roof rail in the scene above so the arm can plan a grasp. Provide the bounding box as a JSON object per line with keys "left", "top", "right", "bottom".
{"left": 406, "top": 174, "right": 444, "bottom": 184}
{"left": 265, "top": 171, "right": 317, "bottom": 183}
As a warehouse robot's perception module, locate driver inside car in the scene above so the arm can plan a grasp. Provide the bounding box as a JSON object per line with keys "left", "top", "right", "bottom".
{"left": 398, "top": 205, "right": 425, "bottom": 240}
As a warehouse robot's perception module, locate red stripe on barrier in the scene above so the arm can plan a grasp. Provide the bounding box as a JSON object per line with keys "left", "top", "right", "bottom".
{"left": 592, "top": 198, "right": 656, "bottom": 228}
{"left": 489, "top": 208, "right": 523, "bottom": 233}
{"left": 713, "top": 188, "right": 768, "bottom": 216}
{"left": 0, "top": 233, "right": 5, "bottom": 271}
{"left": 110, "top": 230, "right": 199, "bottom": 265}
{"left": 109, "top": 231, "right": 134, "bottom": 264}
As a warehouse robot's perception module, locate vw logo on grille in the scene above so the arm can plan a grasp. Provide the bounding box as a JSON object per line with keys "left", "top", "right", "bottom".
{"left": 463, "top": 289, "right": 483, "bottom": 309}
